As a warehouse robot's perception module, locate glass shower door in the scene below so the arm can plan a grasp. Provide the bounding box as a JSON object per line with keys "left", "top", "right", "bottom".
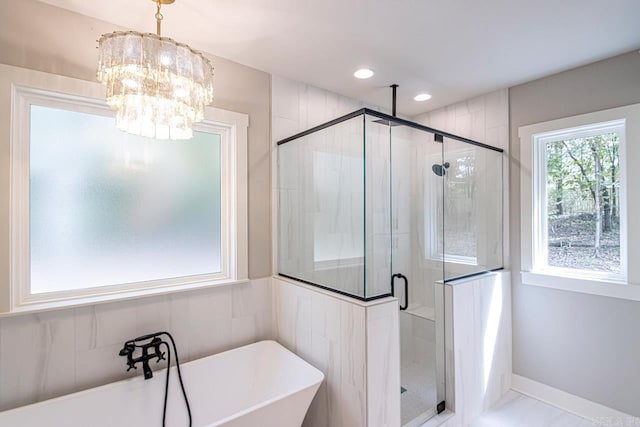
{"left": 391, "top": 125, "right": 445, "bottom": 426}
{"left": 441, "top": 136, "right": 504, "bottom": 281}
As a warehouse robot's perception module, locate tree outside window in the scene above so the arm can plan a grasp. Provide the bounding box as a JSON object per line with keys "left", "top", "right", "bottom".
{"left": 545, "top": 132, "right": 621, "bottom": 273}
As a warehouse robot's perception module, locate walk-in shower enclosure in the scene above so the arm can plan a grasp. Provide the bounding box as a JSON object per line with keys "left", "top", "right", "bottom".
{"left": 277, "top": 107, "right": 504, "bottom": 425}
{"left": 278, "top": 108, "right": 503, "bottom": 297}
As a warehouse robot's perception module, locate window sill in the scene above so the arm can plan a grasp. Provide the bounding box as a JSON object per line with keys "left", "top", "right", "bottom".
{"left": 521, "top": 271, "right": 640, "bottom": 301}
{"left": 2, "top": 278, "right": 250, "bottom": 318}
{"left": 427, "top": 255, "right": 479, "bottom": 266}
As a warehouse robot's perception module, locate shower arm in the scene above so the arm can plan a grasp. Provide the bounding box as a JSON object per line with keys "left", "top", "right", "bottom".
{"left": 391, "top": 84, "right": 398, "bottom": 117}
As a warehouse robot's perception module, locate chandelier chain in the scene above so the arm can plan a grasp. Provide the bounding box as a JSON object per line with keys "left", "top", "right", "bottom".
{"left": 155, "top": 1, "right": 163, "bottom": 36}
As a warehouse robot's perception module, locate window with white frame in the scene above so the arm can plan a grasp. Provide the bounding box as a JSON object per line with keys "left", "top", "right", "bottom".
{"left": 2, "top": 65, "right": 248, "bottom": 312}
{"left": 518, "top": 103, "right": 640, "bottom": 300}
{"left": 532, "top": 120, "right": 625, "bottom": 279}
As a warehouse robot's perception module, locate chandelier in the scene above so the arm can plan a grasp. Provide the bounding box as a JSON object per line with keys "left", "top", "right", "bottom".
{"left": 96, "top": 0, "right": 214, "bottom": 140}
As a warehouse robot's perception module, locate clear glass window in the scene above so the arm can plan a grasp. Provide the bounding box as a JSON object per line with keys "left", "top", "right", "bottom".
{"left": 544, "top": 132, "right": 621, "bottom": 273}
{"left": 533, "top": 120, "right": 625, "bottom": 280}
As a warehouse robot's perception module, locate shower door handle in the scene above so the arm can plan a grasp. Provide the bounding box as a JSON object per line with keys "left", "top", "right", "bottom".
{"left": 391, "top": 273, "right": 409, "bottom": 311}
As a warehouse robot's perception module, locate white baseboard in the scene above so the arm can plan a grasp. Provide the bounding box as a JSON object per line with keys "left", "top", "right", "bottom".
{"left": 511, "top": 374, "right": 633, "bottom": 421}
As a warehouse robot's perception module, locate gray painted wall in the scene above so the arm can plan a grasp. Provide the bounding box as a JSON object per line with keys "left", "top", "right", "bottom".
{"left": 510, "top": 50, "right": 640, "bottom": 416}
{"left": 0, "top": 0, "right": 272, "bottom": 279}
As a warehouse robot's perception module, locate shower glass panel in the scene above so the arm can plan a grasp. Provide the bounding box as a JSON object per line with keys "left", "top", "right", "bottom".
{"left": 277, "top": 112, "right": 393, "bottom": 300}
{"left": 441, "top": 137, "right": 504, "bottom": 280}
{"left": 364, "top": 114, "right": 393, "bottom": 299}
{"left": 391, "top": 125, "right": 445, "bottom": 426}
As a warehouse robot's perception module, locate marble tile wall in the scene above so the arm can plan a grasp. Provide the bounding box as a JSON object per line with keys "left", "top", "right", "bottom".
{"left": 0, "top": 278, "right": 272, "bottom": 411}
{"left": 413, "top": 90, "right": 509, "bottom": 151}
{"left": 437, "top": 271, "right": 512, "bottom": 427}
{"left": 272, "top": 276, "right": 400, "bottom": 427}
{"left": 366, "top": 300, "right": 401, "bottom": 427}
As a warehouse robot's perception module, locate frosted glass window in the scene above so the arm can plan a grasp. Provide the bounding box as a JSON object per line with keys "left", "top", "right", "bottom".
{"left": 29, "top": 105, "right": 222, "bottom": 294}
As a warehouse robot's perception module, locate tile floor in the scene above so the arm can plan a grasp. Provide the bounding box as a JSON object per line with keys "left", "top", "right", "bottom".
{"left": 400, "top": 313, "right": 438, "bottom": 427}
{"left": 471, "top": 391, "right": 601, "bottom": 427}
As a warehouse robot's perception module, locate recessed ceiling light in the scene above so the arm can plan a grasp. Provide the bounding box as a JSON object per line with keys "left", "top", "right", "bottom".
{"left": 354, "top": 68, "right": 374, "bottom": 79}
{"left": 414, "top": 93, "right": 432, "bottom": 101}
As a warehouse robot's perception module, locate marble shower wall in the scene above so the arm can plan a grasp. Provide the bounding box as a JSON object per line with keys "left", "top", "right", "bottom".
{"left": 0, "top": 278, "right": 272, "bottom": 411}
{"left": 437, "top": 271, "right": 512, "bottom": 427}
{"left": 272, "top": 277, "right": 400, "bottom": 427}
{"left": 413, "top": 89, "right": 509, "bottom": 151}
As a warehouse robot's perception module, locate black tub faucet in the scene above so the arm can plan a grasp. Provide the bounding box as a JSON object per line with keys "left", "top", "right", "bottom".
{"left": 118, "top": 331, "right": 192, "bottom": 427}
{"left": 118, "top": 335, "right": 166, "bottom": 380}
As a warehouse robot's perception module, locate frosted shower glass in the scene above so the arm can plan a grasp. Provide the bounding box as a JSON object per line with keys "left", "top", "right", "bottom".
{"left": 29, "top": 105, "right": 222, "bottom": 294}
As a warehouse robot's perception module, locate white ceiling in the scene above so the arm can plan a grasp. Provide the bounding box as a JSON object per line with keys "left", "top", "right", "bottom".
{"left": 40, "top": 0, "right": 640, "bottom": 116}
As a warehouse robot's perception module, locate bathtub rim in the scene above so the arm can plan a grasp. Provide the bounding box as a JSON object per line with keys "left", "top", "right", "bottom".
{"left": 0, "top": 339, "right": 325, "bottom": 423}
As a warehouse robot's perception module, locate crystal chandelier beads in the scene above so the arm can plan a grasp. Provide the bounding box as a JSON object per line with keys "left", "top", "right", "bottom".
{"left": 96, "top": 1, "right": 214, "bottom": 140}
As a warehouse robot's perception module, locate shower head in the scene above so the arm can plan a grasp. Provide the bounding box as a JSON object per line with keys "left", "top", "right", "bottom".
{"left": 370, "top": 84, "right": 403, "bottom": 127}
{"left": 432, "top": 162, "right": 450, "bottom": 177}
{"left": 371, "top": 119, "right": 403, "bottom": 127}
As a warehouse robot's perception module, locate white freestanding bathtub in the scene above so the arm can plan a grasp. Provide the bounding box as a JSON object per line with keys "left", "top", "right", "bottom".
{"left": 0, "top": 340, "right": 323, "bottom": 427}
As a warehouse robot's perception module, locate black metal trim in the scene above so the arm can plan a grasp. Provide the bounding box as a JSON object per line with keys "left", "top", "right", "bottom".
{"left": 443, "top": 267, "right": 505, "bottom": 284}
{"left": 276, "top": 109, "right": 366, "bottom": 145}
{"left": 437, "top": 401, "right": 446, "bottom": 414}
{"left": 279, "top": 269, "right": 504, "bottom": 300}
{"left": 362, "top": 108, "right": 504, "bottom": 152}
{"left": 276, "top": 107, "right": 504, "bottom": 153}
{"left": 277, "top": 273, "right": 393, "bottom": 302}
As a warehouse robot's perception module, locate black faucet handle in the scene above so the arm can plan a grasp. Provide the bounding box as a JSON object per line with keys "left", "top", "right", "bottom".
{"left": 151, "top": 337, "right": 165, "bottom": 362}
{"left": 120, "top": 343, "right": 138, "bottom": 372}
{"left": 118, "top": 343, "right": 135, "bottom": 357}
{"left": 119, "top": 334, "right": 168, "bottom": 380}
